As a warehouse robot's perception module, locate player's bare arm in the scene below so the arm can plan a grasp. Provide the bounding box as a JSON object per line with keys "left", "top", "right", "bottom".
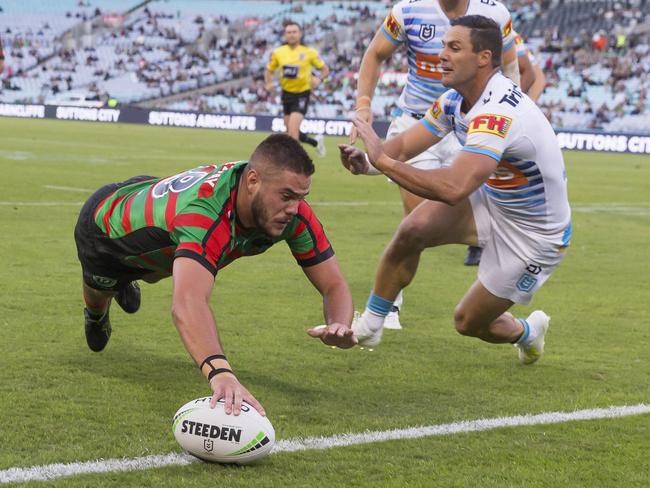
{"left": 351, "top": 117, "right": 496, "bottom": 205}
{"left": 501, "top": 43, "right": 520, "bottom": 85}
{"left": 305, "top": 256, "right": 356, "bottom": 349}
{"left": 351, "top": 31, "right": 400, "bottom": 143}
{"left": 171, "top": 257, "right": 265, "bottom": 416}
{"left": 264, "top": 67, "right": 275, "bottom": 92}
{"left": 517, "top": 49, "right": 535, "bottom": 92}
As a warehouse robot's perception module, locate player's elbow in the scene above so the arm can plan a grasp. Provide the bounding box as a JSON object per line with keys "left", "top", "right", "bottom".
{"left": 438, "top": 186, "right": 465, "bottom": 206}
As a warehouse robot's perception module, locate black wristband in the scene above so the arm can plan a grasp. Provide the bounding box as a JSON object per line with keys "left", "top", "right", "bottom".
{"left": 200, "top": 354, "right": 227, "bottom": 370}
{"left": 207, "top": 368, "right": 234, "bottom": 381}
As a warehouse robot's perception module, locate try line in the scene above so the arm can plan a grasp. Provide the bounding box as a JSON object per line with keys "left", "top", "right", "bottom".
{"left": 1, "top": 403, "right": 648, "bottom": 484}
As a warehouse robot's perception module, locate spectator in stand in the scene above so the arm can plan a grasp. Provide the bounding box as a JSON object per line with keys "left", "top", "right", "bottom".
{"left": 0, "top": 34, "right": 4, "bottom": 73}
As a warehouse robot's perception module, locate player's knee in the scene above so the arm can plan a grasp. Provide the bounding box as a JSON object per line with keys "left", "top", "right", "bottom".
{"left": 393, "top": 217, "right": 428, "bottom": 253}
{"left": 453, "top": 306, "right": 480, "bottom": 337}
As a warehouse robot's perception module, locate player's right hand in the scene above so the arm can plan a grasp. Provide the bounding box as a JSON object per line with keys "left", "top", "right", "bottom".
{"left": 209, "top": 373, "right": 266, "bottom": 417}
{"left": 338, "top": 144, "right": 370, "bottom": 175}
{"left": 265, "top": 82, "right": 274, "bottom": 93}
{"left": 349, "top": 107, "right": 373, "bottom": 144}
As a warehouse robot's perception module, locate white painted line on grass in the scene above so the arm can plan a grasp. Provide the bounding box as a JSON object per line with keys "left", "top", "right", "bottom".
{"left": 44, "top": 185, "right": 93, "bottom": 193}
{"left": 1, "top": 403, "right": 648, "bottom": 484}
{"left": 0, "top": 201, "right": 84, "bottom": 207}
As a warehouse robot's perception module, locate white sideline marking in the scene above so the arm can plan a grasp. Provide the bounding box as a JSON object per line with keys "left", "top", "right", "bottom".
{"left": 1, "top": 404, "right": 648, "bottom": 484}
{"left": 0, "top": 201, "right": 84, "bottom": 207}
{"left": 44, "top": 185, "right": 93, "bottom": 193}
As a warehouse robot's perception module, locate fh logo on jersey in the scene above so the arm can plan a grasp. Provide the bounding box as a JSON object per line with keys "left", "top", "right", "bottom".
{"left": 418, "top": 24, "right": 435, "bottom": 41}
{"left": 385, "top": 13, "right": 401, "bottom": 37}
{"left": 468, "top": 114, "right": 513, "bottom": 138}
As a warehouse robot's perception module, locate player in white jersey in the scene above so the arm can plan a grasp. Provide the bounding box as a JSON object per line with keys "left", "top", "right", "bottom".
{"left": 340, "top": 15, "right": 572, "bottom": 365}
{"left": 352, "top": 0, "right": 519, "bottom": 330}
{"left": 513, "top": 31, "right": 547, "bottom": 102}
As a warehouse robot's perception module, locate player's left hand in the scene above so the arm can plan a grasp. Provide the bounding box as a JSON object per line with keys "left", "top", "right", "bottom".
{"left": 310, "top": 75, "right": 322, "bottom": 90}
{"left": 352, "top": 117, "right": 386, "bottom": 170}
{"left": 307, "top": 323, "right": 358, "bottom": 349}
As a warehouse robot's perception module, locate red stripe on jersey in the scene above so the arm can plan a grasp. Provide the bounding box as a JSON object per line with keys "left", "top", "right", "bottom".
{"left": 93, "top": 189, "right": 117, "bottom": 221}
{"left": 291, "top": 218, "right": 307, "bottom": 239}
{"left": 293, "top": 249, "right": 316, "bottom": 261}
{"left": 298, "top": 201, "right": 330, "bottom": 252}
{"left": 103, "top": 194, "right": 127, "bottom": 237}
{"left": 144, "top": 187, "right": 154, "bottom": 227}
{"left": 203, "top": 210, "right": 233, "bottom": 266}
{"left": 171, "top": 213, "right": 214, "bottom": 231}
{"left": 121, "top": 193, "right": 137, "bottom": 234}
{"left": 165, "top": 191, "right": 179, "bottom": 230}
{"left": 176, "top": 242, "right": 206, "bottom": 259}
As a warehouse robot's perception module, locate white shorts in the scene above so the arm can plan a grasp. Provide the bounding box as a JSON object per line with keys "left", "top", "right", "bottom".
{"left": 386, "top": 113, "right": 461, "bottom": 170}
{"left": 469, "top": 187, "right": 570, "bottom": 305}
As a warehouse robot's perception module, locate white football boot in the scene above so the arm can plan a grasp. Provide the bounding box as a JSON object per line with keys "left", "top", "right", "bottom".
{"left": 515, "top": 310, "right": 550, "bottom": 365}
{"left": 315, "top": 134, "right": 326, "bottom": 158}
{"left": 383, "top": 306, "right": 403, "bottom": 330}
{"left": 351, "top": 311, "right": 383, "bottom": 347}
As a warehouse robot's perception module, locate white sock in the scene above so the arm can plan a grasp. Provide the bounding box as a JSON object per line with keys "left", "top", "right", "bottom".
{"left": 362, "top": 309, "right": 385, "bottom": 332}
{"left": 393, "top": 289, "right": 403, "bottom": 310}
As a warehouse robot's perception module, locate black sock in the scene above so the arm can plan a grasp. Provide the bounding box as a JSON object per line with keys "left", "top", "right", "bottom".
{"left": 299, "top": 131, "right": 318, "bottom": 147}
{"left": 86, "top": 308, "right": 108, "bottom": 321}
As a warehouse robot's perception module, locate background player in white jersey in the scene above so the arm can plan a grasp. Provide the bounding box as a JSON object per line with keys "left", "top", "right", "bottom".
{"left": 351, "top": 0, "right": 519, "bottom": 330}
{"left": 513, "top": 31, "right": 547, "bottom": 102}
{"left": 340, "top": 15, "right": 572, "bottom": 365}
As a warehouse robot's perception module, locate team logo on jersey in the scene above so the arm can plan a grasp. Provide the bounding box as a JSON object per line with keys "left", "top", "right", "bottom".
{"left": 468, "top": 114, "right": 512, "bottom": 138}
{"left": 430, "top": 100, "right": 442, "bottom": 119}
{"left": 92, "top": 275, "right": 118, "bottom": 288}
{"left": 418, "top": 24, "right": 435, "bottom": 41}
{"left": 385, "top": 13, "right": 401, "bottom": 37}
{"left": 516, "top": 273, "right": 537, "bottom": 292}
{"left": 503, "top": 19, "right": 512, "bottom": 37}
{"left": 299, "top": 53, "right": 305, "bottom": 61}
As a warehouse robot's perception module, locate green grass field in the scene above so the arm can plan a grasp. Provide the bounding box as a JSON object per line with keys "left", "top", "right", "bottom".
{"left": 1, "top": 118, "right": 649, "bottom": 487}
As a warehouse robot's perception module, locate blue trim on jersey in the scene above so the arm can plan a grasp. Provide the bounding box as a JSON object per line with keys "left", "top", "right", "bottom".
{"left": 421, "top": 118, "right": 445, "bottom": 137}
{"left": 402, "top": 6, "right": 440, "bottom": 14}
{"left": 511, "top": 160, "right": 537, "bottom": 171}
{"left": 503, "top": 38, "right": 515, "bottom": 51}
{"left": 463, "top": 146, "right": 501, "bottom": 162}
{"left": 380, "top": 26, "right": 403, "bottom": 45}
{"left": 562, "top": 222, "right": 573, "bottom": 246}
{"left": 484, "top": 185, "right": 546, "bottom": 201}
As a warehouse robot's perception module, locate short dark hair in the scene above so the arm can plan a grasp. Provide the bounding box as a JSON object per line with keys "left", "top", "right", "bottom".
{"left": 283, "top": 20, "right": 302, "bottom": 31}
{"left": 249, "top": 134, "right": 315, "bottom": 177}
{"left": 450, "top": 15, "right": 502, "bottom": 68}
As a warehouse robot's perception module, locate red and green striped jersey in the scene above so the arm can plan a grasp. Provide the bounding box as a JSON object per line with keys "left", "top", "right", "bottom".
{"left": 92, "top": 161, "right": 333, "bottom": 276}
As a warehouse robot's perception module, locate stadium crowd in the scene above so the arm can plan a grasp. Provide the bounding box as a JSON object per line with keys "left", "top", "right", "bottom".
{"left": 1, "top": 0, "right": 649, "bottom": 133}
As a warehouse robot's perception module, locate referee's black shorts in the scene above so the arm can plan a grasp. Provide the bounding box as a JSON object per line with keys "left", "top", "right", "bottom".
{"left": 281, "top": 89, "right": 311, "bottom": 116}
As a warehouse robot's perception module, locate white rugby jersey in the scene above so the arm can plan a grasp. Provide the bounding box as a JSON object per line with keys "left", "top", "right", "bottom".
{"left": 421, "top": 72, "right": 571, "bottom": 236}
{"left": 381, "top": 0, "right": 515, "bottom": 115}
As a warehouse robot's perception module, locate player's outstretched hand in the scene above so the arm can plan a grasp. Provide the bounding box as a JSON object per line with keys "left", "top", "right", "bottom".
{"left": 349, "top": 106, "right": 373, "bottom": 144}
{"left": 307, "top": 323, "right": 358, "bottom": 349}
{"left": 209, "top": 373, "right": 266, "bottom": 417}
{"left": 338, "top": 143, "right": 371, "bottom": 175}
{"left": 351, "top": 117, "right": 386, "bottom": 169}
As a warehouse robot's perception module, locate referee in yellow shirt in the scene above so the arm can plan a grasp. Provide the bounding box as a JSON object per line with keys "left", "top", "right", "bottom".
{"left": 265, "top": 21, "right": 329, "bottom": 157}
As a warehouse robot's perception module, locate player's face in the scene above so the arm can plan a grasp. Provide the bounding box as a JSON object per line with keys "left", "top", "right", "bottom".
{"left": 284, "top": 25, "right": 302, "bottom": 46}
{"left": 251, "top": 169, "right": 310, "bottom": 237}
{"left": 440, "top": 26, "right": 481, "bottom": 88}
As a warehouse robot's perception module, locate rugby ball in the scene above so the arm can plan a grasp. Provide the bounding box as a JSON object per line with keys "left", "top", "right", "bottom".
{"left": 172, "top": 396, "right": 275, "bottom": 464}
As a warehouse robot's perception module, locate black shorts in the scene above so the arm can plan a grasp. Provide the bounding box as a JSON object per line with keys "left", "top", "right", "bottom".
{"left": 281, "top": 90, "right": 311, "bottom": 116}
{"left": 74, "top": 175, "right": 157, "bottom": 292}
